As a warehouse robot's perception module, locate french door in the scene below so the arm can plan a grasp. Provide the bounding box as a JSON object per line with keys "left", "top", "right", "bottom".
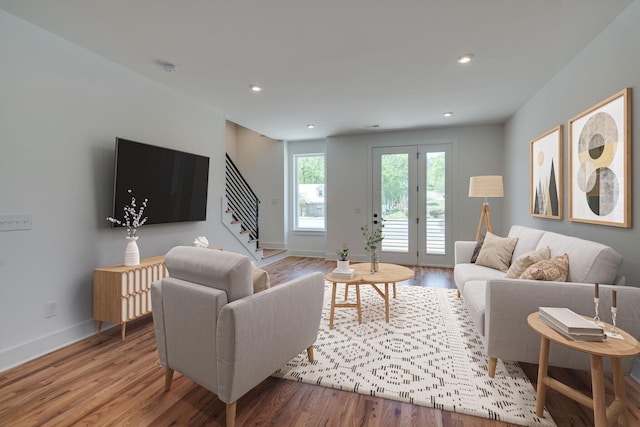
{"left": 372, "top": 144, "right": 452, "bottom": 266}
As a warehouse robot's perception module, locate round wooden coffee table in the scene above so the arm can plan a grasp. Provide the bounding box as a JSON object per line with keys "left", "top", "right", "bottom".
{"left": 326, "top": 263, "right": 414, "bottom": 329}
{"left": 527, "top": 312, "right": 640, "bottom": 426}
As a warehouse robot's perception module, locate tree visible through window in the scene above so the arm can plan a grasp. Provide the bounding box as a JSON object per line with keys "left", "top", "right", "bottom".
{"left": 295, "top": 154, "right": 325, "bottom": 230}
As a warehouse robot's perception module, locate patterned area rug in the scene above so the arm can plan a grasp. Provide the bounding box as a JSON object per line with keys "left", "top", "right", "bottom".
{"left": 273, "top": 284, "right": 556, "bottom": 426}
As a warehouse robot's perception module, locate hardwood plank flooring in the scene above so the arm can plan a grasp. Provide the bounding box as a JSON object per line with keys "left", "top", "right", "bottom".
{"left": 0, "top": 256, "right": 638, "bottom": 426}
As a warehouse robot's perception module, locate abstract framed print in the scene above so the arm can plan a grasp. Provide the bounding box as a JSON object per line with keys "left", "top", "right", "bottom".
{"left": 569, "top": 88, "right": 631, "bottom": 227}
{"left": 531, "top": 125, "right": 562, "bottom": 219}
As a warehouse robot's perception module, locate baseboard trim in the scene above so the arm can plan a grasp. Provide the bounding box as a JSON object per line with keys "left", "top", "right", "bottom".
{"left": 0, "top": 319, "right": 98, "bottom": 373}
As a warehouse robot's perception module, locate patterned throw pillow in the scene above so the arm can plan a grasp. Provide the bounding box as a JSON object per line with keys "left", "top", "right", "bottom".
{"left": 505, "top": 246, "right": 551, "bottom": 278}
{"left": 519, "top": 253, "right": 569, "bottom": 281}
{"left": 475, "top": 232, "right": 519, "bottom": 272}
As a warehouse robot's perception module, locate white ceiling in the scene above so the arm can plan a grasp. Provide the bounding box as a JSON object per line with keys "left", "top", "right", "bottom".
{"left": 0, "top": 1, "right": 632, "bottom": 141}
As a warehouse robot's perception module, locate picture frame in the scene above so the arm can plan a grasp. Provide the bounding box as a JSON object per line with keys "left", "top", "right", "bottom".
{"left": 569, "top": 88, "right": 631, "bottom": 227}
{"left": 530, "top": 125, "right": 563, "bottom": 219}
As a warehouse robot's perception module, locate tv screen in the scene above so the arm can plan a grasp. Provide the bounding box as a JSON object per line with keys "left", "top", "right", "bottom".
{"left": 112, "top": 138, "right": 210, "bottom": 225}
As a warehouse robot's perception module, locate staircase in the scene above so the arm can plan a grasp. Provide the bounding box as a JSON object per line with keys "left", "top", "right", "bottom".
{"left": 223, "top": 154, "right": 263, "bottom": 260}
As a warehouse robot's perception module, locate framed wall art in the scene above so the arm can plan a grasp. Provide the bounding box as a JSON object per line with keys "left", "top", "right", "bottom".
{"left": 569, "top": 88, "right": 631, "bottom": 227}
{"left": 530, "top": 125, "right": 563, "bottom": 219}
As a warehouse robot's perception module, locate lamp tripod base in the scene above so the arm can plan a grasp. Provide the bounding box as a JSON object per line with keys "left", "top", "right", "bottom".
{"left": 475, "top": 203, "right": 493, "bottom": 241}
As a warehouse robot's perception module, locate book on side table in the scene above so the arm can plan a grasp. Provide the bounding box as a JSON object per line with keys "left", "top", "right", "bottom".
{"left": 331, "top": 268, "right": 356, "bottom": 279}
{"left": 538, "top": 307, "right": 606, "bottom": 342}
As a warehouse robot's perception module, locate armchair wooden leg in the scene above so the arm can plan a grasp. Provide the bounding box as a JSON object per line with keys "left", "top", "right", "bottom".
{"left": 488, "top": 357, "right": 497, "bottom": 378}
{"left": 307, "top": 346, "right": 314, "bottom": 363}
{"left": 456, "top": 289, "right": 461, "bottom": 298}
{"left": 164, "top": 368, "right": 174, "bottom": 392}
{"left": 226, "top": 401, "right": 237, "bottom": 427}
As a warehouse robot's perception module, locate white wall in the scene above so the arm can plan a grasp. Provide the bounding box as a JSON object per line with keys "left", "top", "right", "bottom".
{"left": 326, "top": 125, "right": 505, "bottom": 263}
{"left": 0, "top": 10, "right": 238, "bottom": 371}
{"left": 234, "top": 125, "right": 285, "bottom": 249}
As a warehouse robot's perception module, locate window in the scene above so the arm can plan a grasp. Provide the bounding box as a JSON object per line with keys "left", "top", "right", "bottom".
{"left": 294, "top": 153, "right": 325, "bottom": 230}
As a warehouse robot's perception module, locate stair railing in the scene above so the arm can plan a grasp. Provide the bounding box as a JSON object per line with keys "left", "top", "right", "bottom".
{"left": 225, "top": 153, "right": 260, "bottom": 247}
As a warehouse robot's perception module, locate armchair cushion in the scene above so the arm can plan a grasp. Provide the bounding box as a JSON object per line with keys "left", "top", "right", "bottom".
{"left": 164, "top": 246, "right": 253, "bottom": 302}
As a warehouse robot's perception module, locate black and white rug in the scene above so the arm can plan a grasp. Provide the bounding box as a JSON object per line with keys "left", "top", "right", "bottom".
{"left": 273, "top": 284, "right": 556, "bottom": 426}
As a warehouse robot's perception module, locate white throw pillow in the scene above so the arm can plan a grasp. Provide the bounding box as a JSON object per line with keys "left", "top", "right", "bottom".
{"left": 475, "top": 232, "right": 519, "bottom": 272}
{"left": 506, "top": 247, "right": 551, "bottom": 278}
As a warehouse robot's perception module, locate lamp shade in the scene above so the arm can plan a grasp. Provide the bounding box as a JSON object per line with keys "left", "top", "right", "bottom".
{"left": 469, "top": 175, "right": 504, "bottom": 198}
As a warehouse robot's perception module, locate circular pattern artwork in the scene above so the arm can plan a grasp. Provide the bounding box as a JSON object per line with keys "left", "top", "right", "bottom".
{"left": 576, "top": 112, "right": 619, "bottom": 216}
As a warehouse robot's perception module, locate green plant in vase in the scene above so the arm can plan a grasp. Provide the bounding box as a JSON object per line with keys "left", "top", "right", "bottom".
{"left": 361, "top": 220, "right": 384, "bottom": 273}
{"left": 336, "top": 247, "right": 350, "bottom": 272}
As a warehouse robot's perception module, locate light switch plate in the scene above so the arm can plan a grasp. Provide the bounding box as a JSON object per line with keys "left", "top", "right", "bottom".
{"left": 0, "top": 214, "right": 32, "bottom": 231}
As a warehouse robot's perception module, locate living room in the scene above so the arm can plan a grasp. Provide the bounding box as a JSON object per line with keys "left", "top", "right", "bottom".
{"left": 1, "top": 1, "right": 640, "bottom": 425}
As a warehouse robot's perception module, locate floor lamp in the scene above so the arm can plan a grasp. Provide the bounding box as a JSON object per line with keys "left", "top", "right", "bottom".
{"left": 469, "top": 176, "right": 504, "bottom": 241}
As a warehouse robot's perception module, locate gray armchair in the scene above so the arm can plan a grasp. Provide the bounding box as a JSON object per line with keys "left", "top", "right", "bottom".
{"left": 151, "top": 246, "right": 324, "bottom": 427}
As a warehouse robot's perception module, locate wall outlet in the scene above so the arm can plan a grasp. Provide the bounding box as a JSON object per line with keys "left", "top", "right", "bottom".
{"left": 45, "top": 301, "right": 57, "bottom": 318}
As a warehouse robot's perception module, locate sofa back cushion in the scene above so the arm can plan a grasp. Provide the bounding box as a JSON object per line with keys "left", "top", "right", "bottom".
{"left": 535, "top": 231, "right": 622, "bottom": 284}
{"left": 508, "top": 225, "right": 545, "bottom": 260}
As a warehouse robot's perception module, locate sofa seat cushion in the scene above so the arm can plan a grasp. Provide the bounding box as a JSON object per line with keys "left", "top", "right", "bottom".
{"left": 462, "top": 280, "right": 486, "bottom": 337}
{"left": 454, "top": 263, "right": 505, "bottom": 294}
{"left": 536, "top": 231, "right": 622, "bottom": 284}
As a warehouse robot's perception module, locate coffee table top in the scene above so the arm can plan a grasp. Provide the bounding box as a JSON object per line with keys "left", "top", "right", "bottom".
{"left": 527, "top": 312, "right": 640, "bottom": 358}
{"left": 352, "top": 263, "right": 414, "bottom": 284}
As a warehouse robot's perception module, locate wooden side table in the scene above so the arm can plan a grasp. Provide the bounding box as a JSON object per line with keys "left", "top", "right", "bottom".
{"left": 527, "top": 312, "right": 640, "bottom": 426}
{"left": 325, "top": 272, "right": 362, "bottom": 330}
{"left": 325, "top": 263, "right": 414, "bottom": 329}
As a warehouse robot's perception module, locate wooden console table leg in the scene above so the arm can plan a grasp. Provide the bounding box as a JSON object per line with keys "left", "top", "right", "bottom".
{"left": 120, "top": 322, "right": 126, "bottom": 341}
{"left": 535, "top": 336, "right": 550, "bottom": 418}
{"left": 329, "top": 282, "right": 338, "bottom": 330}
{"left": 393, "top": 282, "right": 397, "bottom": 299}
{"left": 488, "top": 357, "right": 497, "bottom": 378}
{"left": 344, "top": 284, "right": 349, "bottom": 301}
{"left": 97, "top": 321, "right": 103, "bottom": 335}
{"left": 590, "top": 355, "right": 607, "bottom": 427}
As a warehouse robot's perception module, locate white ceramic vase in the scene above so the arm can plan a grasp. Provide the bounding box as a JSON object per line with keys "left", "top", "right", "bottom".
{"left": 124, "top": 236, "right": 140, "bottom": 266}
{"left": 337, "top": 260, "right": 350, "bottom": 272}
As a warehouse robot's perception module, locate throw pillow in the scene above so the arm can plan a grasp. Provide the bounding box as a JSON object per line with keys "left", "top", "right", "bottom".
{"left": 475, "top": 232, "right": 519, "bottom": 272}
{"left": 519, "top": 253, "right": 569, "bottom": 281}
{"left": 505, "top": 246, "right": 551, "bottom": 278}
{"left": 470, "top": 234, "right": 485, "bottom": 263}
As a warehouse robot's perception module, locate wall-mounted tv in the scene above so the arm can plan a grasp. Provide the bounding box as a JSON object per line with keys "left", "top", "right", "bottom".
{"left": 112, "top": 138, "right": 210, "bottom": 226}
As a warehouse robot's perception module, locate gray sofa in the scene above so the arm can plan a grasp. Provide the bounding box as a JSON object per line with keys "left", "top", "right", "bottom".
{"left": 455, "top": 225, "right": 640, "bottom": 377}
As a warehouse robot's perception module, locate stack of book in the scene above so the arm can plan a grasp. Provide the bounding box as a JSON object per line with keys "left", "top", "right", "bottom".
{"left": 331, "top": 268, "right": 356, "bottom": 279}
{"left": 538, "top": 307, "right": 606, "bottom": 342}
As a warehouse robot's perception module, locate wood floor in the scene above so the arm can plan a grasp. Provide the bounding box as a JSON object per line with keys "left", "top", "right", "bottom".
{"left": 1, "top": 256, "right": 638, "bottom": 426}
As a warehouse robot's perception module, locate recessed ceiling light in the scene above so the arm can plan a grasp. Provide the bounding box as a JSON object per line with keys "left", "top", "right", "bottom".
{"left": 457, "top": 54, "right": 474, "bottom": 64}
{"left": 443, "top": 112, "right": 453, "bottom": 117}
{"left": 307, "top": 124, "right": 315, "bottom": 129}
{"left": 162, "top": 63, "right": 177, "bottom": 72}
{"left": 249, "top": 84, "right": 262, "bottom": 92}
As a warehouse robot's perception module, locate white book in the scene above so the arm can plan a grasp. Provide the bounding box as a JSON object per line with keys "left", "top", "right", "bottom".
{"left": 538, "top": 307, "right": 604, "bottom": 335}
{"left": 331, "top": 268, "right": 355, "bottom": 279}
{"left": 538, "top": 316, "right": 606, "bottom": 342}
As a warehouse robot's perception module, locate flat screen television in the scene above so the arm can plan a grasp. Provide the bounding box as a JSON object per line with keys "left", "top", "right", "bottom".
{"left": 112, "top": 138, "right": 210, "bottom": 225}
